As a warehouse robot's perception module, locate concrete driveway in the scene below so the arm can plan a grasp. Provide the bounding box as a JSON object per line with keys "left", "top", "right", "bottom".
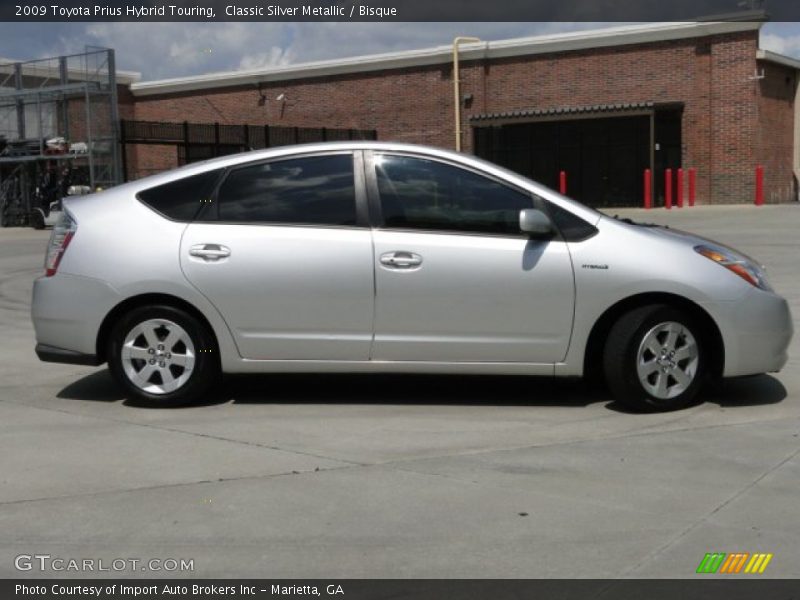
{"left": 0, "top": 205, "right": 798, "bottom": 578}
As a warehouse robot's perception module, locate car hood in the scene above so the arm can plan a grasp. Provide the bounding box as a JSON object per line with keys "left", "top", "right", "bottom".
{"left": 600, "top": 215, "right": 762, "bottom": 265}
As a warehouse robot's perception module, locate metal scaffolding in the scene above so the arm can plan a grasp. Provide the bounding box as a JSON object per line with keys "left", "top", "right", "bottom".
{"left": 0, "top": 47, "right": 120, "bottom": 226}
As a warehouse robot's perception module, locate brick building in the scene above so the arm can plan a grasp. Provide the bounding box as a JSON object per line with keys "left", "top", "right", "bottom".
{"left": 121, "top": 20, "right": 800, "bottom": 207}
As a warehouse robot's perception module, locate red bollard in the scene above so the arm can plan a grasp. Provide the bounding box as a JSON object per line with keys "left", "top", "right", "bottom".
{"left": 665, "top": 168, "right": 673, "bottom": 209}
{"left": 559, "top": 170, "right": 567, "bottom": 195}
{"left": 688, "top": 168, "right": 696, "bottom": 207}
{"left": 677, "top": 168, "right": 684, "bottom": 208}
{"left": 644, "top": 169, "right": 652, "bottom": 209}
{"left": 755, "top": 165, "right": 764, "bottom": 206}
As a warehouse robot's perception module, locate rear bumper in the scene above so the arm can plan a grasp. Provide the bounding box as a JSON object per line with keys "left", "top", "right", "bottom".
{"left": 35, "top": 343, "right": 102, "bottom": 366}
{"left": 31, "top": 273, "right": 121, "bottom": 360}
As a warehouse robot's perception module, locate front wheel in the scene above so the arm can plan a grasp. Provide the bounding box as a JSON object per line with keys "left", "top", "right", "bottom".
{"left": 108, "top": 305, "right": 219, "bottom": 405}
{"left": 603, "top": 304, "right": 706, "bottom": 412}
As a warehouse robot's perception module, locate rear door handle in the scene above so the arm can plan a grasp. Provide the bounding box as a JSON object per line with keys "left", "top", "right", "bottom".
{"left": 380, "top": 251, "right": 423, "bottom": 269}
{"left": 189, "top": 244, "right": 231, "bottom": 261}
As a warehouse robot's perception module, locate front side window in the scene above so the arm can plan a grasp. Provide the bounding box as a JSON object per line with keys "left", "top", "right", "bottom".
{"left": 216, "top": 154, "right": 357, "bottom": 226}
{"left": 374, "top": 154, "right": 533, "bottom": 235}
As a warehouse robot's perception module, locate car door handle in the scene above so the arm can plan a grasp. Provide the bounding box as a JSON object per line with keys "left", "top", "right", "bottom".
{"left": 189, "top": 244, "right": 231, "bottom": 261}
{"left": 380, "top": 251, "right": 422, "bottom": 269}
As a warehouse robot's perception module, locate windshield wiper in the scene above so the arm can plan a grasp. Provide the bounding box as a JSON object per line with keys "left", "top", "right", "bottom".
{"left": 611, "top": 214, "right": 668, "bottom": 229}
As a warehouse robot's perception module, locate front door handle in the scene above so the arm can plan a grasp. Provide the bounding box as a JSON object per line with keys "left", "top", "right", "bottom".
{"left": 189, "top": 244, "right": 231, "bottom": 261}
{"left": 380, "top": 251, "right": 423, "bottom": 269}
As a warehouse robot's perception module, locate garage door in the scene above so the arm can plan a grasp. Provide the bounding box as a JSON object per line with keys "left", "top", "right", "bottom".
{"left": 474, "top": 109, "right": 682, "bottom": 208}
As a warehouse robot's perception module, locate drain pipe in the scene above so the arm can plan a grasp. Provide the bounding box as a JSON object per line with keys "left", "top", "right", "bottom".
{"left": 453, "top": 36, "right": 482, "bottom": 152}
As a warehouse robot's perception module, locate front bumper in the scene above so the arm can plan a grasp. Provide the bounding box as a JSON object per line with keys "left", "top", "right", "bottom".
{"left": 704, "top": 288, "right": 793, "bottom": 377}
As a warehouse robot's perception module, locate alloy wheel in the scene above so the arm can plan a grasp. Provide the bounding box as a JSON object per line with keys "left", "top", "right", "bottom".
{"left": 120, "top": 318, "right": 196, "bottom": 395}
{"left": 636, "top": 321, "right": 699, "bottom": 400}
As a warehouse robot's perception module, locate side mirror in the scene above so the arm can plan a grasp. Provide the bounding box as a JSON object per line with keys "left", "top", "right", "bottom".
{"left": 519, "top": 208, "right": 554, "bottom": 237}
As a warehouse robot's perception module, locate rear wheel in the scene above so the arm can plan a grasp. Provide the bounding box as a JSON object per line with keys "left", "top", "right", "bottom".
{"left": 603, "top": 304, "right": 705, "bottom": 412}
{"left": 108, "top": 305, "right": 219, "bottom": 405}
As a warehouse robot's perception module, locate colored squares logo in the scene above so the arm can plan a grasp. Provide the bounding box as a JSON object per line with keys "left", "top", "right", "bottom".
{"left": 696, "top": 553, "right": 773, "bottom": 574}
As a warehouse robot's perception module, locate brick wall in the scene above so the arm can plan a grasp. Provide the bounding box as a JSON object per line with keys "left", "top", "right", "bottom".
{"left": 125, "top": 143, "right": 178, "bottom": 179}
{"left": 117, "top": 84, "right": 136, "bottom": 121}
{"left": 757, "top": 61, "right": 797, "bottom": 203}
{"left": 127, "top": 29, "right": 794, "bottom": 204}
{"left": 708, "top": 33, "right": 759, "bottom": 203}
{"left": 133, "top": 64, "right": 454, "bottom": 142}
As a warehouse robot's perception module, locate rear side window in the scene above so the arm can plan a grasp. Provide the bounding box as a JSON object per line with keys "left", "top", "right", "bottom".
{"left": 216, "top": 154, "right": 357, "bottom": 226}
{"left": 138, "top": 169, "right": 223, "bottom": 222}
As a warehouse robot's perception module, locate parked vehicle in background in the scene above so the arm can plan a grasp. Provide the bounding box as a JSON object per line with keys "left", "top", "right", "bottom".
{"left": 31, "top": 143, "right": 793, "bottom": 411}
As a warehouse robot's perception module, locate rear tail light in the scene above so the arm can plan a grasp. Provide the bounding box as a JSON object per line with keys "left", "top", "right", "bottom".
{"left": 45, "top": 211, "right": 77, "bottom": 277}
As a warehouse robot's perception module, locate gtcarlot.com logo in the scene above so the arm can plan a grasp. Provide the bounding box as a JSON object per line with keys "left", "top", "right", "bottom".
{"left": 14, "top": 554, "right": 194, "bottom": 573}
{"left": 696, "top": 552, "right": 773, "bottom": 574}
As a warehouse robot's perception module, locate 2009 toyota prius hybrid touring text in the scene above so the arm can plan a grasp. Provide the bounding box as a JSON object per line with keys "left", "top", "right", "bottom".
{"left": 31, "top": 143, "right": 793, "bottom": 412}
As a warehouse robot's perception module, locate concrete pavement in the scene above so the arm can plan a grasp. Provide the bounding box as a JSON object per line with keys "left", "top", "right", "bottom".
{"left": 0, "top": 204, "right": 798, "bottom": 578}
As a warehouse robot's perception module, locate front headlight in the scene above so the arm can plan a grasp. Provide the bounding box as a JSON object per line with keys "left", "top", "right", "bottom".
{"left": 694, "top": 244, "right": 772, "bottom": 291}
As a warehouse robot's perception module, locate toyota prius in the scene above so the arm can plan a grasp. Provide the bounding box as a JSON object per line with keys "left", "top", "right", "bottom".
{"left": 31, "top": 142, "right": 792, "bottom": 411}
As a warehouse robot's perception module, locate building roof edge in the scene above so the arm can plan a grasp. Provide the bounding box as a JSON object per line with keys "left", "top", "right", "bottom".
{"left": 130, "top": 21, "right": 762, "bottom": 97}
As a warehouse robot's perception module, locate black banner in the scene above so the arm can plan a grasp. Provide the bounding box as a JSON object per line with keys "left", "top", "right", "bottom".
{"left": 6, "top": 580, "right": 800, "bottom": 600}
{"left": 1, "top": 0, "right": 800, "bottom": 22}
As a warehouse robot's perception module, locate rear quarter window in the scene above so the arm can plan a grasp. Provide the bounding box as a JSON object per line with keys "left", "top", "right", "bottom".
{"left": 137, "top": 169, "right": 223, "bottom": 222}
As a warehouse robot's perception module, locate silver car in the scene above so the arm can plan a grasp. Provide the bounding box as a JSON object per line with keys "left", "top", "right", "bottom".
{"left": 31, "top": 142, "right": 792, "bottom": 411}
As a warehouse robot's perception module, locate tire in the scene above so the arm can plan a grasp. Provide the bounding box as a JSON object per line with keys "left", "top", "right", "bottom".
{"left": 603, "top": 304, "right": 706, "bottom": 412}
{"left": 107, "top": 305, "right": 219, "bottom": 406}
